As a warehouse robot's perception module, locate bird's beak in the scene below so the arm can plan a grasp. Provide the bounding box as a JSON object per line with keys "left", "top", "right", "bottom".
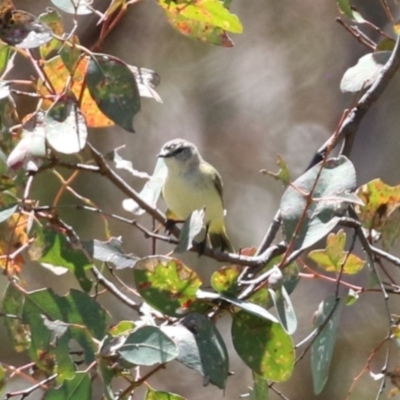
{"left": 157, "top": 149, "right": 170, "bottom": 158}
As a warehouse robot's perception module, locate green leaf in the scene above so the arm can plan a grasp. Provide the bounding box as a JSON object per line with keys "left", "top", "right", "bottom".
{"left": 311, "top": 296, "right": 344, "bottom": 394}
{"left": 36, "top": 227, "right": 92, "bottom": 292}
{"left": 341, "top": 52, "right": 391, "bottom": 93}
{"left": 82, "top": 237, "right": 138, "bottom": 270}
{"left": 118, "top": 326, "right": 178, "bottom": 366}
{"left": 250, "top": 372, "right": 269, "bottom": 400}
{"left": 337, "top": 0, "right": 353, "bottom": 18}
{"left": 0, "top": 43, "right": 13, "bottom": 77}
{"left": 264, "top": 154, "right": 291, "bottom": 185}
{"left": 60, "top": 36, "right": 81, "bottom": 72}
{"left": 175, "top": 209, "right": 205, "bottom": 252}
{"left": 86, "top": 53, "right": 140, "bottom": 133}
{"left": 308, "top": 229, "right": 365, "bottom": 274}
{"left": 337, "top": 1, "right": 366, "bottom": 22}
{"left": 39, "top": 8, "right": 64, "bottom": 59}
{"left": 159, "top": 0, "right": 242, "bottom": 33}
{"left": 22, "top": 288, "right": 108, "bottom": 365}
{"left": 109, "top": 320, "right": 135, "bottom": 337}
{"left": 2, "top": 284, "right": 30, "bottom": 352}
{"left": 0, "top": 364, "right": 6, "bottom": 394}
{"left": 160, "top": 7, "right": 234, "bottom": 47}
{"left": 181, "top": 313, "right": 229, "bottom": 389}
{"left": 268, "top": 287, "right": 297, "bottom": 334}
{"left": 133, "top": 256, "right": 204, "bottom": 317}
{"left": 44, "top": 97, "right": 88, "bottom": 154}
{"left": 356, "top": 179, "right": 400, "bottom": 250}
{"left": 44, "top": 372, "right": 92, "bottom": 400}
{"left": 346, "top": 288, "right": 359, "bottom": 305}
{"left": 211, "top": 265, "right": 241, "bottom": 296}
{"left": 97, "top": 358, "right": 117, "bottom": 400}
{"left": 280, "top": 156, "right": 356, "bottom": 251}
{"left": 308, "top": 230, "right": 365, "bottom": 274}
{"left": 232, "top": 311, "right": 294, "bottom": 381}
{"left": 145, "top": 389, "right": 186, "bottom": 400}
{"left": 51, "top": 0, "right": 93, "bottom": 15}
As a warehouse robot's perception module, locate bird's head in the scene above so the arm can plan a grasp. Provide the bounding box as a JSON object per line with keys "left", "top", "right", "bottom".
{"left": 158, "top": 139, "right": 201, "bottom": 171}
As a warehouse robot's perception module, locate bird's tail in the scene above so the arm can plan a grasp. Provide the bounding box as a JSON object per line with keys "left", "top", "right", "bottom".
{"left": 209, "top": 228, "right": 234, "bottom": 253}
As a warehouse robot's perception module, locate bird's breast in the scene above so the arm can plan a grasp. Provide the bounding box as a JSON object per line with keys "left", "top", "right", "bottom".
{"left": 163, "top": 171, "right": 224, "bottom": 226}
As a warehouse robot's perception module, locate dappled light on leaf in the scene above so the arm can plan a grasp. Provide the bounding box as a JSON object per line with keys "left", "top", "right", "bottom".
{"left": 86, "top": 53, "right": 141, "bottom": 132}
{"left": 133, "top": 256, "right": 205, "bottom": 317}
{"left": 38, "top": 8, "right": 64, "bottom": 59}
{"left": 356, "top": 179, "right": 400, "bottom": 249}
{"left": 39, "top": 55, "right": 114, "bottom": 128}
{"left": 0, "top": 9, "right": 52, "bottom": 48}
{"left": 45, "top": 96, "right": 88, "bottom": 154}
{"left": 308, "top": 230, "right": 365, "bottom": 274}
{"left": 82, "top": 237, "right": 138, "bottom": 270}
{"left": 232, "top": 310, "right": 294, "bottom": 381}
{"left": 0, "top": 211, "right": 28, "bottom": 274}
{"left": 32, "top": 227, "right": 93, "bottom": 292}
{"left": 158, "top": 0, "right": 241, "bottom": 46}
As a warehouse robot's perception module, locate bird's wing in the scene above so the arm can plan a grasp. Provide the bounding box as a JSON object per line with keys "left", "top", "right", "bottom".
{"left": 212, "top": 168, "right": 225, "bottom": 207}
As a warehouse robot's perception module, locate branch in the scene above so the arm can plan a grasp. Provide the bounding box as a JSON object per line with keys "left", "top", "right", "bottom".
{"left": 313, "top": 33, "right": 400, "bottom": 163}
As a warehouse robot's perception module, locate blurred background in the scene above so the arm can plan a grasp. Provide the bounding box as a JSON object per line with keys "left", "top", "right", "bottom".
{"left": 5, "top": 0, "right": 400, "bottom": 399}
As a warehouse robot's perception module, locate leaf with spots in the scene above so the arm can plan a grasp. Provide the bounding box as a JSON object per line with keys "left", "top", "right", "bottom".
{"left": 159, "top": 0, "right": 242, "bottom": 33}
{"left": 158, "top": 0, "right": 237, "bottom": 47}
{"left": 39, "top": 55, "right": 114, "bottom": 128}
{"left": 311, "top": 296, "right": 344, "bottom": 394}
{"left": 33, "top": 227, "right": 92, "bottom": 292}
{"left": 308, "top": 229, "right": 365, "bottom": 275}
{"left": 133, "top": 256, "right": 206, "bottom": 317}
{"left": 86, "top": 53, "right": 141, "bottom": 133}
{"left": 38, "top": 8, "right": 64, "bottom": 59}
{"left": 211, "top": 264, "right": 241, "bottom": 296}
{"left": 231, "top": 310, "right": 294, "bottom": 382}
{"left": 356, "top": 179, "right": 400, "bottom": 250}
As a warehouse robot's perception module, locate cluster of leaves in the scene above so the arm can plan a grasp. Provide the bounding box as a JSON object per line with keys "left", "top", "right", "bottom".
{"left": 1, "top": 0, "right": 400, "bottom": 400}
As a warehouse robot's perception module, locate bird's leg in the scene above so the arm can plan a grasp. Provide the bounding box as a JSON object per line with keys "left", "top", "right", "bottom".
{"left": 164, "top": 218, "right": 178, "bottom": 234}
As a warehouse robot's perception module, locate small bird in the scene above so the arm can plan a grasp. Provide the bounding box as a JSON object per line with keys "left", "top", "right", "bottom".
{"left": 158, "top": 138, "right": 234, "bottom": 253}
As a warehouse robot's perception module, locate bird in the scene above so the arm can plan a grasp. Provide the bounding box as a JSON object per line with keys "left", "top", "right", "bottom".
{"left": 158, "top": 138, "right": 234, "bottom": 253}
